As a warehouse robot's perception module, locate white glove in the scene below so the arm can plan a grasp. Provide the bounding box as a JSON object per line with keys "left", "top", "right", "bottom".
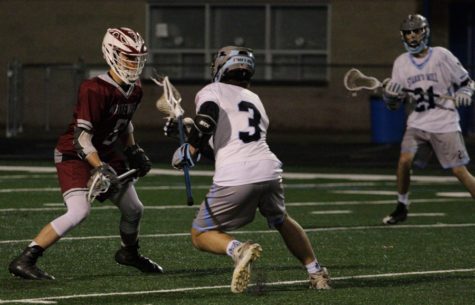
{"left": 383, "top": 79, "right": 405, "bottom": 111}
{"left": 454, "top": 87, "right": 473, "bottom": 107}
{"left": 172, "top": 143, "right": 200, "bottom": 169}
{"left": 163, "top": 117, "right": 194, "bottom": 138}
{"left": 383, "top": 79, "right": 405, "bottom": 99}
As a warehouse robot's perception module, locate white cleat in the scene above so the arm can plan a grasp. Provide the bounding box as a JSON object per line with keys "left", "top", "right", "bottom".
{"left": 230, "top": 242, "right": 262, "bottom": 293}
{"left": 309, "top": 267, "right": 331, "bottom": 289}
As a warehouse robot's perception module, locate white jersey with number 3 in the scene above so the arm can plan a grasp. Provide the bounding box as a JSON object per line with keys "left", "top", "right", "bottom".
{"left": 195, "top": 82, "right": 282, "bottom": 186}
{"left": 391, "top": 47, "right": 469, "bottom": 133}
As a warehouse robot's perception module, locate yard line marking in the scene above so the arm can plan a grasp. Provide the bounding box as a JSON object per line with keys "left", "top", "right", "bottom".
{"left": 332, "top": 190, "right": 396, "bottom": 195}
{"left": 1, "top": 268, "right": 473, "bottom": 304}
{"left": 0, "top": 198, "right": 462, "bottom": 212}
{"left": 310, "top": 210, "right": 352, "bottom": 215}
{"left": 0, "top": 205, "right": 198, "bottom": 212}
{"left": 0, "top": 198, "right": 464, "bottom": 212}
{"left": 0, "top": 300, "right": 57, "bottom": 304}
{"left": 436, "top": 192, "right": 470, "bottom": 198}
{"left": 408, "top": 213, "right": 446, "bottom": 217}
{"left": 0, "top": 174, "right": 54, "bottom": 179}
{"left": 0, "top": 187, "right": 59, "bottom": 193}
{"left": 0, "top": 165, "right": 459, "bottom": 182}
{"left": 2, "top": 223, "right": 475, "bottom": 244}
{"left": 285, "top": 198, "right": 460, "bottom": 206}
{"left": 264, "top": 267, "right": 475, "bottom": 286}
{"left": 0, "top": 183, "right": 376, "bottom": 193}
{"left": 285, "top": 182, "right": 378, "bottom": 188}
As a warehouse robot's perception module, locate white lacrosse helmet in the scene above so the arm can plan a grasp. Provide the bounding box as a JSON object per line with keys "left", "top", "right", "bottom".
{"left": 102, "top": 27, "right": 148, "bottom": 84}
{"left": 400, "top": 14, "right": 430, "bottom": 54}
{"left": 211, "top": 46, "right": 255, "bottom": 83}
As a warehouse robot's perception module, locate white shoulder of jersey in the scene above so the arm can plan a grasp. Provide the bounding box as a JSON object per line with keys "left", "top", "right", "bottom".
{"left": 394, "top": 52, "right": 410, "bottom": 65}
{"left": 195, "top": 83, "right": 219, "bottom": 108}
{"left": 432, "top": 46, "right": 452, "bottom": 57}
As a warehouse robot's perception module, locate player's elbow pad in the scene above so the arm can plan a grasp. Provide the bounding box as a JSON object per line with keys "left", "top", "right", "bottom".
{"left": 73, "top": 127, "right": 97, "bottom": 159}
{"left": 187, "top": 114, "right": 217, "bottom": 149}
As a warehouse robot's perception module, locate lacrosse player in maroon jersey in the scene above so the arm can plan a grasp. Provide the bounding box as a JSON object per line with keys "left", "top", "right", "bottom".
{"left": 8, "top": 27, "right": 163, "bottom": 280}
{"left": 167, "top": 46, "right": 330, "bottom": 293}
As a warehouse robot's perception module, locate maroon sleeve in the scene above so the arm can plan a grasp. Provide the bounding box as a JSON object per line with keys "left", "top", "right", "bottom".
{"left": 76, "top": 81, "right": 108, "bottom": 132}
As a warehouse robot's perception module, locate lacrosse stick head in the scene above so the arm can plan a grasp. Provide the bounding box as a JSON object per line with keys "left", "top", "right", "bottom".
{"left": 156, "top": 92, "right": 174, "bottom": 117}
{"left": 150, "top": 70, "right": 183, "bottom": 118}
{"left": 343, "top": 68, "right": 382, "bottom": 92}
{"left": 86, "top": 171, "right": 111, "bottom": 203}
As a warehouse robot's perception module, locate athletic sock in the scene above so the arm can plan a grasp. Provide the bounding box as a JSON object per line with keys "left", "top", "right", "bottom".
{"left": 398, "top": 193, "right": 409, "bottom": 206}
{"left": 305, "top": 260, "right": 322, "bottom": 274}
{"left": 226, "top": 240, "right": 242, "bottom": 257}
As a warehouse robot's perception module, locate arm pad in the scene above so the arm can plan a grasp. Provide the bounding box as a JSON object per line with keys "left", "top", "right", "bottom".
{"left": 73, "top": 127, "right": 97, "bottom": 159}
{"left": 188, "top": 101, "right": 219, "bottom": 149}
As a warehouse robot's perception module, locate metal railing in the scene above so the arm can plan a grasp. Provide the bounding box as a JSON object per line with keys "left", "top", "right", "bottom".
{"left": 6, "top": 59, "right": 87, "bottom": 137}
{"left": 5, "top": 59, "right": 336, "bottom": 138}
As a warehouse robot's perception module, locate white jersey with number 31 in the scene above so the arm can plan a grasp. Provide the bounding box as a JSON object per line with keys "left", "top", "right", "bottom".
{"left": 195, "top": 82, "right": 282, "bottom": 186}
{"left": 391, "top": 47, "right": 469, "bottom": 133}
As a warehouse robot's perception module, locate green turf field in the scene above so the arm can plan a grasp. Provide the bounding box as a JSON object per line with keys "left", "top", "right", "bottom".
{"left": 1, "top": 164, "right": 474, "bottom": 305}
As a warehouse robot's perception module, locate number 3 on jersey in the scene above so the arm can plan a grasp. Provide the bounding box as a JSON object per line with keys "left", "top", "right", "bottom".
{"left": 238, "top": 101, "right": 261, "bottom": 143}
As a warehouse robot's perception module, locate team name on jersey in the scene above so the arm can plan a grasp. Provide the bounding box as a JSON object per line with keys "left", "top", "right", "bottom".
{"left": 110, "top": 103, "right": 137, "bottom": 116}
{"left": 406, "top": 73, "right": 439, "bottom": 86}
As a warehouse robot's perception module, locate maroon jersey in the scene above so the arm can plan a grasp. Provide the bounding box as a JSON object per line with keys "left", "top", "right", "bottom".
{"left": 54, "top": 73, "right": 142, "bottom": 197}
{"left": 56, "top": 73, "right": 142, "bottom": 160}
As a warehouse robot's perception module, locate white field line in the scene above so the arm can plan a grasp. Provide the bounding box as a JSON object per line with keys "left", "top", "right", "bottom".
{"left": 0, "top": 165, "right": 459, "bottom": 182}
{"left": 286, "top": 198, "right": 460, "bottom": 206}
{"left": 1, "top": 268, "right": 474, "bottom": 304}
{"left": 408, "top": 213, "right": 446, "bottom": 217}
{"left": 310, "top": 210, "right": 352, "bottom": 214}
{"left": 332, "top": 190, "right": 396, "bottom": 195}
{"left": 0, "top": 175, "right": 54, "bottom": 179}
{"left": 2, "top": 223, "right": 475, "bottom": 245}
{"left": 0, "top": 198, "right": 462, "bottom": 213}
{"left": 0, "top": 183, "right": 378, "bottom": 193}
{"left": 335, "top": 190, "right": 471, "bottom": 198}
{"left": 436, "top": 192, "right": 471, "bottom": 198}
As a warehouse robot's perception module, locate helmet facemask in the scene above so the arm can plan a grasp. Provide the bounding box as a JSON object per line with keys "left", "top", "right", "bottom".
{"left": 400, "top": 14, "right": 430, "bottom": 54}
{"left": 102, "top": 28, "right": 148, "bottom": 84}
{"left": 211, "top": 46, "right": 255, "bottom": 83}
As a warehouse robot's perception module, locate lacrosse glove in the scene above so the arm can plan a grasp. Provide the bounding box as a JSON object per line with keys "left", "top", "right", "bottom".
{"left": 124, "top": 144, "right": 152, "bottom": 177}
{"left": 163, "top": 117, "right": 194, "bottom": 140}
{"left": 383, "top": 79, "right": 405, "bottom": 111}
{"left": 89, "top": 163, "right": 120, "bottom": 194}
{"left": 454, "top": 87, "right": 473, "bottom": 107}
{"left": 172, "top": 143, "right": 200, "bottom": 169}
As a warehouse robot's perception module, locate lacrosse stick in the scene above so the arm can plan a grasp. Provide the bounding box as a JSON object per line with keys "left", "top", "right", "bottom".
{"left": 150, "top": 72, "right": 194, "bottom": 206}
{"left": 87, "top": 168, "right": 138, "bottom": 204}
{"left": 343, "top": 68, "right": 456, "bottom": 112}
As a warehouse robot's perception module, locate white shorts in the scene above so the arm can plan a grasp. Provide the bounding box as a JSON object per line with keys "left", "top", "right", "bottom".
{"left": 192, "top": 179, "right": 286, "bottom": 232}
{"left": 401, "top": 128, "right": 470, "bottom": 169}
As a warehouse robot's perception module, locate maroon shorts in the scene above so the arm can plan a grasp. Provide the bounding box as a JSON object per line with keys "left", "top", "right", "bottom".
{"left": 55, "top": 156, "right": 127, "bottom": 197}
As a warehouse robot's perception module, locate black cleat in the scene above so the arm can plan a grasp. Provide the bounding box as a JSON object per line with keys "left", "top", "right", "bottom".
{"left": 114, "top": 243, "right": 164, "bottom": 273}
{"left": 383, "top": 202, "right": 408, "bottom": 225}
{"left": 8, "top": 246, "right": 55, "bottom": 280}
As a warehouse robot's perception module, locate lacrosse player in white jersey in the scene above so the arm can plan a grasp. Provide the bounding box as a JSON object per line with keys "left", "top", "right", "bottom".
{"left": 382, "top": 14, "right": 475, "bottom": 224}
{"left": 167, "top": 46, "right": 330, "bottom": 293}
